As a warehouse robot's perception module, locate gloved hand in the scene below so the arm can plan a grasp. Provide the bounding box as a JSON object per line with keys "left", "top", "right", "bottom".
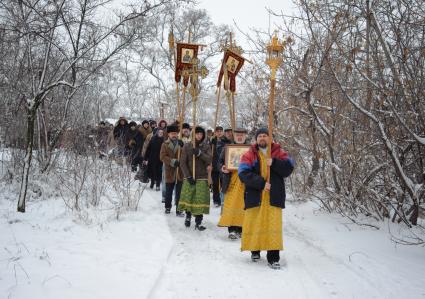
{"left": 178, "top": 140, "right": 184, "bottom": 147}
{"left": 187, "top": 177, "right": 196, "bottom": 185}
{"left": 171, "top": 159, "right": 180, "bottom": 167}
{"left": 193, "top": 148, "right": 201, "bottom": 157}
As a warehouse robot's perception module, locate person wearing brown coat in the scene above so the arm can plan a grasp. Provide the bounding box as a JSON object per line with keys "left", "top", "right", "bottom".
{"left": 139, "top": 120, "right": 152, "bottom": 139}
{"left": 160, "top": 124, "right": 185, "bottom": 216}
{"left": 178, "top": 126, "right": 212, "bottom": 230}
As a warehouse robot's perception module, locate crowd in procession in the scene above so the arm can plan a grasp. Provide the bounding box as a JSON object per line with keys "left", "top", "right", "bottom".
{"left": 95, "top": 116, "right": 295, "bottom": 270}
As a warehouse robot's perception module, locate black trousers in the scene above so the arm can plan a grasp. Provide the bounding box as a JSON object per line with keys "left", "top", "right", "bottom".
{"left": 211, "top": 171, "right": 221, "bottom": 205}
{"left": 165, "top": 181, "right": 182, "bottom": 209}
{"left": 228, "top": 226, "right": 242, "bottom": 233}
{"left": 251, "top": 250, "right": 280, "bottom": 263}
{"left": 186, "top": 212, "right": 203, "bottom": 225}
{"left": 150, "top": 180, "right": 161, "bottom": 188}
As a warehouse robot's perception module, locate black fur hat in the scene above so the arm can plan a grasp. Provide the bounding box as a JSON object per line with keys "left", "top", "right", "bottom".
{"left": 167, "top": 125, "right": 179, "bottom": 133}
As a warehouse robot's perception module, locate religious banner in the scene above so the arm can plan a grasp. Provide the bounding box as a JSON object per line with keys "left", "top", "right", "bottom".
{"left": 175, "top": 43, "right": 200, "bottom": 86}
{"left": 216, "top": 49, "right": 245, "bottom": 92}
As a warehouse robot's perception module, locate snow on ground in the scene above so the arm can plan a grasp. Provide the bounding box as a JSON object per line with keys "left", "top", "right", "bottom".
{"left": 1, "top": 185, "right": 425, "bottom": 299}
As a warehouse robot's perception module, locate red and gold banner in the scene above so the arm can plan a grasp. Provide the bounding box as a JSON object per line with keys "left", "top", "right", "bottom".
{"left": 175, "top": 43, "right": 200, "bottom": 87}
{"left": 216, "top": 49, "right": 245, "bottom": 92}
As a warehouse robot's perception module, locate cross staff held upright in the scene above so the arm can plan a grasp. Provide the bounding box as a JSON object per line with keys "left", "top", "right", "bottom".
{"left": 265, "top": 34, "right": 286, "bottom": 183}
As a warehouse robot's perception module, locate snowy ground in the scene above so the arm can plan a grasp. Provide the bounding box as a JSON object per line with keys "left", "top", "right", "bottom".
{"left": 1, "top": 184, "right": 425, "bottom": 299}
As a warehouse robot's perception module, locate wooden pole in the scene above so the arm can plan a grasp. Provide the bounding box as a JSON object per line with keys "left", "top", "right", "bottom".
{"left": 192, "top": 92, "right": 197, "bottom": 179}
{"left": 231, "top": 92, "right": 236, "bottom": 130}
{"left": 267, "top": 78, "right": 276, "bottom": 183}
{"left": 175, "top": 85, "right": 187, "bottom": 182}
{"left": 214, "top": 86, "right": 222, "bottom": 130}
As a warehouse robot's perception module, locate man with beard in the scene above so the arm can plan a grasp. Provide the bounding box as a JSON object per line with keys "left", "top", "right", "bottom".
{"left": 238, "top": 128, "right": 295, "bottom": 270}
{"left": 178, "top": 126, "right": 212, "bottom": 230}
{"left": 218, "top": 127, "right": 249, "bottom": 240}
{"left": 160, "top": 124, "right": 185, "bottom": 216}
{"left": 181, "top": 123, "right": 191, "bottom": 144}
{"left": 144, "top": 128, "right": 164, "bottom": 190}
{"left": 127, "top": 121, "right": 144, "bottom": 172}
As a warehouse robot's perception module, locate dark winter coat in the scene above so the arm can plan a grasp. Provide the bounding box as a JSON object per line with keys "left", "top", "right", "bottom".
{"left": 127, "top": 127, "right": 144, "bottom": 160}
{"left": 96, "top": 126, "right": 109, "bottom": 152}
{"left": 214, "top": 136, "right": 232, "bottom": 170}
{"left": 238, "top": 143, "right": 294, "bottom": 209}
{"left": 211, "top": 136, "right": 227, "bottom": 172}
{"left": 160, "top": 138, "right": 183, "bottom": 183}
{"left": 180, "top": 141, "right": 212, "bottom": 180}
{"left": 218, "top": 141, "right": 249, "bottom": 193}
{"left": 113, "top": 121, "right": 129, "bottom": 148}
{"left": 145, "top": 134, "right": 164, "bottom": 181}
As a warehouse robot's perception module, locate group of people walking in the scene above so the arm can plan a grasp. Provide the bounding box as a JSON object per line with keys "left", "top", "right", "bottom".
{"left": 99, "top": 117, "right": 295, "bottom": 270}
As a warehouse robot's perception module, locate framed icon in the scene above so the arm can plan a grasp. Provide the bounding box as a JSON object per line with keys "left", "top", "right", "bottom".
{"left": 224, "top": 144, "right": 250, "bottom": 171}
{"left": 226, "top": 56, "right": 240, "bottom": 74}
{"left": 181, "top": 48, "right": 194, "bottom": 63}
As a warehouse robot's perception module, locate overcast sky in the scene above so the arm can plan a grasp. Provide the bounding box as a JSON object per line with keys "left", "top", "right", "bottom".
{"left": 197, "top": 0, "right": 296, "bottom": 38}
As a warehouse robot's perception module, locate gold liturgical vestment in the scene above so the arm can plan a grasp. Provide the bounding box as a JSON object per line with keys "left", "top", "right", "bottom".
{"left": 241, "top": 151, "right": 283, "bottom": 251}
{"left": 218, "top": 171, "right": 245, "bottom": 227}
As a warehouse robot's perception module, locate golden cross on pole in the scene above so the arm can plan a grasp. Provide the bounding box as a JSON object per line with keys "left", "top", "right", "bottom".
{"left": 265, "top": 33, "right": 286, "bottom": 183}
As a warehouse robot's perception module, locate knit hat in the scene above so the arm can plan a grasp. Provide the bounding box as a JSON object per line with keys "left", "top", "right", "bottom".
{"left": 224, "top": 128, "right": 233, "bottom": 132}
{"left": 255, "top": 127, "right": 269, "bottom": 139}
{"left": 167, "top": 125, "right": 179, "bottom": 133}
{"left": 215, "top": 126, "right": 223, "bottom": 131}
{"left": 182, "top": 123, "right": 191, "bottom": 130}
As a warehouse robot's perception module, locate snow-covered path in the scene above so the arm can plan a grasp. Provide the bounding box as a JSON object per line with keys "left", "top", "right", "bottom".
{"left": 146, "top": 188, "right": 425, "bottom": 299}
{"left": 1, "top": 185, "right": 425, "bottom": 299}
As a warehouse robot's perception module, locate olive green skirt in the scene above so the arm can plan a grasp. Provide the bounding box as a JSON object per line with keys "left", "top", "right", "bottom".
{"left": 178, "top": 179, "right": 210, "bottom": 215}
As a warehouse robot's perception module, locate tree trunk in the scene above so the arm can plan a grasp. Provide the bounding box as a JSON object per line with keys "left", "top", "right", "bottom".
{"left": 17, "top": 108, "right": 36, "bottom": 213}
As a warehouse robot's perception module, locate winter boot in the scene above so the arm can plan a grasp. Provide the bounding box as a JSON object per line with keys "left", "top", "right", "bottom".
{"left": 165, "top": 208, "right": 171, "bottom": 214}
{"left": 184, "top": 215, "right": 191, "bottom": 227}
{"left": 268, "top": 262, "right": 281, "bottom": 270}
{"left": 195, "top": 224, "right": 206, "bottom": 231}
{"left": 251, "top": 252, "right": 261, "bottom": 262}
{"left": 228, "top": 231, "right": 238, "bottom": 240}
{"left": 176, "top": 210, "right": 184, "bottom": 217}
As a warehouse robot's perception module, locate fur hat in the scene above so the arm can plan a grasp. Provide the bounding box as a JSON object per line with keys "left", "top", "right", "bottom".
{"left": 167, "top": 125, "right": 179, "bottom": 133}
{"left": 255, "top": 127, "right": 269, "bottom": 139}
{"left": 234, "top": 127, "right": 247, "bottom": 134}
{"left": 194, "top": 126, "right": 206, "bottom": 142}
